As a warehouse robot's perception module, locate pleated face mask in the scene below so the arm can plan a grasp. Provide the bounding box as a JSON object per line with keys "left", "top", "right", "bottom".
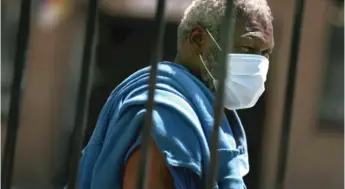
{"left": 200, "top": 29, "right": 269, "bottom": 110}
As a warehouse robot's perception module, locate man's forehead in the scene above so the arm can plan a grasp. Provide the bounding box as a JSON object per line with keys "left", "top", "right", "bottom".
{"left": 237, "top": 13, "right": 273, "bottom": 32}
{"left": 234, "top": 14, "right": 274, "bottom": 45}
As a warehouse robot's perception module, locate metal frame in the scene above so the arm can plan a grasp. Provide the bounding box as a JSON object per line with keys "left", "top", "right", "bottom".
{"left": 1, "top": 0, "right": 32, "bottom": 188}
{"left": 66, "top": 0, "right": 99, "bottom": 188}
{"left": 1, "top": 0, "right": 306, "bottom": 188}
{"left": 205, "top": 0, "right": 236, "bottom": 188}
{"left": 135, "top": 0, "right": 166, "bottom": 189}
{"left": 275, "top": 0, "right": 305, "bottom": 188}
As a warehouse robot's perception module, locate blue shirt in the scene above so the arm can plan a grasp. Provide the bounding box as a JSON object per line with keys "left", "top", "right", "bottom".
{"left": 78, "top": 62, "right": 249, "bottom": 189}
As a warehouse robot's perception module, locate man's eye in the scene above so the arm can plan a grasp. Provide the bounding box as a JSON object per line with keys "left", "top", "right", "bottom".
{"left": 262, "top": 50, "right": 271, "bottom": 58}
{"left": 240, "top": 47, "right": 254, "bottom": 53}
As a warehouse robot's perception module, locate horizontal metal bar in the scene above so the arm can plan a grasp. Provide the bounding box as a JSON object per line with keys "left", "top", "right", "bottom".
{"left": 66, "top": 0, "right": 99, "bottom": 188}
{"left": 135, "top": 0, "right": 166, "bottom": 189}
{"left": 275, "top": 0, "right": 305, "bottom": 188}
{"left": 205, "top": 0, "right": 237, "bottom": 189}
{"left": 1, "top": 0, "right": 32, "bottom": 188}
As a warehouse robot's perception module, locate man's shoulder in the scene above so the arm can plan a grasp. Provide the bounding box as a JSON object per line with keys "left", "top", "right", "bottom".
{"left": 111, "top": 62, "right": 200, "bottom": 98}
{"left": 115, "top": 62, "right": 183, "bottom": 86}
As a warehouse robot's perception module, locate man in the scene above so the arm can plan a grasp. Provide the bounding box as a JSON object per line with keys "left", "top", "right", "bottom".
{"left": 78, "top": 0, "right": 274, "bottom": 188}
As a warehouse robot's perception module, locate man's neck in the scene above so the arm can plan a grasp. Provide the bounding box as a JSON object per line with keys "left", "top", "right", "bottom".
{"left": 174, "top": 54, "right": 203, "bottom": 81}
{"left": 174, "top": 54, "right": 215, "bottom": 92}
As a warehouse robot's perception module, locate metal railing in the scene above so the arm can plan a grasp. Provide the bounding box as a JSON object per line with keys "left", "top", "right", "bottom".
{"left": 135, "top": 0, "right": 166, "bottom": 189}
{"left": 205, "top": 1, "right": 236, "bottom": 188}
{"left": 275, "top": 0, "right": 305, "bottom": 188}
{"left": 2, "top": 0, "right": 32, "bottom": 188}
{"left": 66, "top": 0, "right": 99, "bottom": 188}
{"left": 1, "top": 0, "right": 305, "bottom": 188}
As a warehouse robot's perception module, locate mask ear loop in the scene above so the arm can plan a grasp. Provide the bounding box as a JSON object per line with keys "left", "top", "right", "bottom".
{"left": 199, "top": 54, "right": 216, "bottom": 81}
{"left": 199, "top": 29, "right": 223, "bottom": 83}
{"left": 205, "top": 29, "right": 222, "bottom": 52}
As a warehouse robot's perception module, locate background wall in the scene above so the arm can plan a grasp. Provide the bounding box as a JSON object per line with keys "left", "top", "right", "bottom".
{"left": 261, "top": 0, "right": 344, "bottom": 188}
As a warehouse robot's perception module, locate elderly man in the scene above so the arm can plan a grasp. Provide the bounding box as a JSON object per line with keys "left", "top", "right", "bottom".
{"left": 78, "top": 0, "right": 274, "bottom": 188}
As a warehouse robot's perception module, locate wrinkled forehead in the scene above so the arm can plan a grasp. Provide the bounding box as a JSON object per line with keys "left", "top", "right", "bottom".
{"left": 232, "top": 13, "right": 275, "bottom": 48}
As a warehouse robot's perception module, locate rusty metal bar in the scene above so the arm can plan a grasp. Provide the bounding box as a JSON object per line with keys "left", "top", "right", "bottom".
{"left": 66, "top": 0, "right": 99, "bottom": 188}
{"left": 1, "top": 0, "right": 32, "bottom": 188}
{"left": 135, "top": 0, "right": 166, "bottom": 189}
{"left": 205, "top": 0, "right": 237, "bottom": 188}
{"left": 275, "top": 0, "right": 305, "bottom": 188}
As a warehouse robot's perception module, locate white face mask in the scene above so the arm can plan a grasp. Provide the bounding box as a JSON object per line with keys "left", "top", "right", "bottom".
{"left": 200, "top": 30, "right": 269, "bottom": 110}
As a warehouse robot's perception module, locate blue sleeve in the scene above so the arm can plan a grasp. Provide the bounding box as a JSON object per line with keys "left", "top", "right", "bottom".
{"left": 80, "top": 65, "right": 247, "bottom": 189}
{"left": 218, "top": 149, "right": 246, "bottom": 189}
{"left": 119, "top": 82, "right": 245, "bottom": 189}
{"left": 122, "top": 88, "right": 205, "bottom": 188}
{"left": 124, "top": 137, "right": 201, "bottom": 189}
{"left": 168, "top": 166, "right": 202, "bottom": 189}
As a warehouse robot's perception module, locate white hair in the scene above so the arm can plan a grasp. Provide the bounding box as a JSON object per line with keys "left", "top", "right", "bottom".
{"left": 177, "top": 0, "right": 273, "bottom": 48}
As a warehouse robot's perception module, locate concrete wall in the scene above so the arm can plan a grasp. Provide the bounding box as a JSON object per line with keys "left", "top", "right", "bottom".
{"left": 261, "top": 0, "right": 344, "bottom": 188}
{"left": 6, "top": 3, "right": 88, "bottom": 188}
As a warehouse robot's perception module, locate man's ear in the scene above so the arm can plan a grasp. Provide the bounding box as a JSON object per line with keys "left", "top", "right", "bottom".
{"left": 188, "top": 26, "right": 206, "bottom": 54}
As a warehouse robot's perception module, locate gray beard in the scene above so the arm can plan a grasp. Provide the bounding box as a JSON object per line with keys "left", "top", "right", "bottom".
{"left": 200, "top": 52, "right": 218, "bottom": 94}
{"left": 201, "top": 71, "right": 216, "bottom": 93}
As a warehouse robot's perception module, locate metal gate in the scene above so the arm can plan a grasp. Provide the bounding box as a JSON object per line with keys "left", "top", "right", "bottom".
{"left": 1, "top": 0, "right": 306, "bottom": 188}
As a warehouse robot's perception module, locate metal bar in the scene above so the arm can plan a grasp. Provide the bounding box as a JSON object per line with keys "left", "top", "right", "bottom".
{"left": 275, "top": 0, "right": 305, "bottom": 188}
{"left": 135, "top": 0, "right": 166, "bottom": 188}
{"left": 205, "top": 0, "right": 236, "bottom": 188}
{"left": 66, "top": 0, "right": 99, "bottom": 188}
{"left": 1, "top": 0, "right": 32, "bottom": 188}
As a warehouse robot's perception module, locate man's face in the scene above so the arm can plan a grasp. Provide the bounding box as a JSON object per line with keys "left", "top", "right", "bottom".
{"left": 232, "top": 14, "right": 274, "bottom": 58}
{"left": 200, "top": 13, "right": 274, "bottom": 85}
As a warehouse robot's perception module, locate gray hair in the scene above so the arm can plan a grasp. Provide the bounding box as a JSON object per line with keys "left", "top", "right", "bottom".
{"left": 177, "top": 0, "right": 273, "bottom": 48}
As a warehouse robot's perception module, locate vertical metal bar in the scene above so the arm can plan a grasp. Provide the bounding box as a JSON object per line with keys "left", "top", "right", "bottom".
{"left": 275, "top": 0, "right": 305, "bottom": 188}
{"left": 67, "top": 0, "right": 99, "bottom": 188}
{"left": 205, "top": 0, "right": 236, "bottom": 189}
{"left": 1, "top": 0, "right": 32, "bottom": 188}
{"left": 135, "top": 0, "right": 166, "bottom": 189}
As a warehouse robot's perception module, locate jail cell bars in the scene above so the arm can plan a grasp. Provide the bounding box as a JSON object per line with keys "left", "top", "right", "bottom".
{"left": 1, "top": 0, "right": 305, "bottom": 189}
